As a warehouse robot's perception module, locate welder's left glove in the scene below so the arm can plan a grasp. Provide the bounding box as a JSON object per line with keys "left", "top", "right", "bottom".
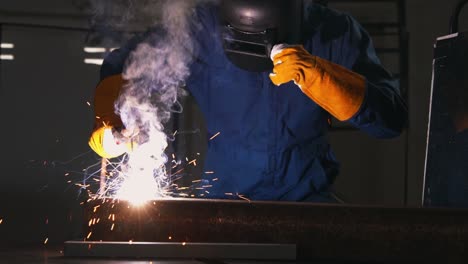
{"left": 269, "top": 44, "right": 366, "bottom": 121}
{"left": 88, "top": 75, "right": 137, "bottom": 159}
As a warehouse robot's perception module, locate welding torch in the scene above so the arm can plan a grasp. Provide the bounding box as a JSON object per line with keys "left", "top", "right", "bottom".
{"left": 98, "top": 126, "right": 139, "bottom": 158}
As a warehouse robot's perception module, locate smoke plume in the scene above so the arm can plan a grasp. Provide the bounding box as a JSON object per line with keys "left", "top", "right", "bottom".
{"left": 90, "top": 0, "right": 214, "bottom": 201}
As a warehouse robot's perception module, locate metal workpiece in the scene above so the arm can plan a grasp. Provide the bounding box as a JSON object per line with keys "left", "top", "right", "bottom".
{"left": 82, "top": 198, "right": 468, "bottom": 262}
{"left": 64, "top": 241, "right": 296, "bottom": 260}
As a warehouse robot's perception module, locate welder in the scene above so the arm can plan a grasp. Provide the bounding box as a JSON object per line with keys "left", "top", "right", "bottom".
{"left": 88, "top": 0, "right": 407, "bottom": 202}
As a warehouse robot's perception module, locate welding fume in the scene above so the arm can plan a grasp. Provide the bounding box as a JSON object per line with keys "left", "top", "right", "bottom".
{"left": 87, "top": 0, "right": 407, "bottom": 203}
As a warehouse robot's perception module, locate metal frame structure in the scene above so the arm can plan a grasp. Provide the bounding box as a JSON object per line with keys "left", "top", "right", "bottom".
{"left": 324, "top": 0, "right": 411, "bottom": 205}
{"left": 422, "top": 0, "right": 468, "bottom": 206}
{"left": 327, "top": 0, "right": 409, "bottom": 131}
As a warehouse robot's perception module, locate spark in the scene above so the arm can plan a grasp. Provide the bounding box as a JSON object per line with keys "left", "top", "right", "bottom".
{"left": 205, "top": 171, "right": 215, "bottom": 174}
{"left": 212, "top": 178, "right": 218, "bottom": 181}
{"left": 191, "top": 180, "right": 201, "bottom": 183}
{"left": 209, "top": 132, "right": 221, "bottom": 141}
{"left": 168, "top": 236, "right": 172, "bottom": 240}
{"left": 87, "top": 232, "right": 92, "bottom": 239}
{"left": 64, "top": 173, "right": 69, "bottom": 176}
{"left": 86, "top": 101, "right": 91, "bottom": 106}
{"left": 238, "top": 194, "right": 251, "bottom": 202}
{"left": 182, "top": 242, "right": 186, "bottom": 246}
{"left": 173, "top": 168, "right": 185, "bottom": 175}
{"left": 188, "top": 159, "right": 197, "bottom": 166}
{"left": 202, "top": 185, "right": 212, "bottom": 188}
{"left": 111, "top": 223, "right": 115, "bottom": 231}
{"left": 0, "top": 219, "right": 3, "bottom": 224}
{"left": 75, "top": 183, "right": 90, "bottom": 188}
{"left": 225, "top": 193, "right": 233, "bottom": 196}
{"left": 44, "top": 238, "right": 48, "bottom": 245}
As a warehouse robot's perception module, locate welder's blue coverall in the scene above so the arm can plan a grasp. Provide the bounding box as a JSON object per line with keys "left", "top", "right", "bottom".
{"left": 92, "top": 4, "right": 407, "bottom": 202}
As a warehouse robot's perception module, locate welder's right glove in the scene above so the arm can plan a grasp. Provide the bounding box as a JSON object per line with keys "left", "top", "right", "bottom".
{"left": 269, "top": 44, "right": 366, "bottom": 121}
{"left": 88, "top": 75, "right": 136, "bottom": 159}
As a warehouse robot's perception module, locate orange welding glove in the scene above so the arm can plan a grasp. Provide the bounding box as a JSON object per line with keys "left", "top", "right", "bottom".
{"left": 88, "top": 75, "right": 136, "bottom": 158}
{"left": 269, "top": 44, "right": 366, "bottom": 121}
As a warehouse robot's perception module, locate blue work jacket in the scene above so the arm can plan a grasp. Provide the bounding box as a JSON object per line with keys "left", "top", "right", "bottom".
{"left": 99, "top": 3, "right": 407, "bottom": 202}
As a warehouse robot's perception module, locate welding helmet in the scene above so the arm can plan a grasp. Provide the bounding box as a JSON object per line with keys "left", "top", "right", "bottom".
{"left": 219, "top": 0, "right": 303, "bottom": 72}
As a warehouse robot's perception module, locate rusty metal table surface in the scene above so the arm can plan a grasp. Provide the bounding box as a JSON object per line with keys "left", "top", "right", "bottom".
{"left": 3, "top": 196, "right": 468, "bottom": 263}
{"left": 82, "top": 198, "right": 468, "bottom": 263}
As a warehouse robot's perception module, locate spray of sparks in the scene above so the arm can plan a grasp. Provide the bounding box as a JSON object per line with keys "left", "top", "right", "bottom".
{"left": 82, "top": 0, "right": 209, "bottom": 205}
{"left": 71, "top": 1, "right": 247, "bottom": 207}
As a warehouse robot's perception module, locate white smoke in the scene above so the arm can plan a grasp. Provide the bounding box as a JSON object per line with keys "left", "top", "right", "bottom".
{"left": 100, "top": 0, "right": 213, "bottom": 202}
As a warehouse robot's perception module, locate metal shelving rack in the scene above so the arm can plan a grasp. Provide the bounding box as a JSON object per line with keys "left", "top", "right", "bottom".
{"left": 322, "top": 0, "right": 409, "bottom": 131}
{"left": 321, "top": 0, "right": 410, "bottom": 205}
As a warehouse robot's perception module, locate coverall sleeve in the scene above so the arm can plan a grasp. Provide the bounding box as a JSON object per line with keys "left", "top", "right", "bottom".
{"left": 344, "top": 16, "right": 408, "bottom": 139}
{"left": 93, "top": 31, "right": 150, "bottom": 129}
{"left": 88, "top": 33, "right": 146, "bottom": 158}
{"left": 91, "top": 45, "right": 133, "bottom": 131}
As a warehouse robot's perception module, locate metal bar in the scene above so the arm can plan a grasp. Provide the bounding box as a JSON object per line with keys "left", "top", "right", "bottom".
{"left": 99, "top": 159, "right": 107, "bottom": 196}
{"left": 64, "top": 241, "right": 296, "bottom": 260}
{"left": 83, "top": 198, "right": 468, "bottom": 263}
{"left": 397, "top": 0, "right": 410, "bottom": 206}
{"left": 0, "top": 22, "right": 142, "bottom": 34}
{"left": 0, "top": 22, "right": 90, "bottom": 32}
